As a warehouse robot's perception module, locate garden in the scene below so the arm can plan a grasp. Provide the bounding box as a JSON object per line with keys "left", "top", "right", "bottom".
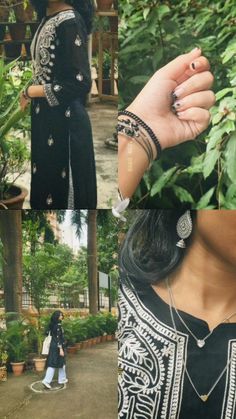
{"left": 0, "top": 0, "right": 118, "bottom": 209}
{"left": 119, "top": 0, "right": 236, "bottom": 209}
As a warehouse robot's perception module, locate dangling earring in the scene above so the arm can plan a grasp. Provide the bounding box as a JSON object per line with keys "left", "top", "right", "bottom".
{"left": 176, "top": 210, "right": 192, "bottom": 248}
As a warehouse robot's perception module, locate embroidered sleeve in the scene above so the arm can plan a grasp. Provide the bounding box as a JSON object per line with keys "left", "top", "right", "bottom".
{"left": 44, "top": 17, "right": 92, "bottom": 107}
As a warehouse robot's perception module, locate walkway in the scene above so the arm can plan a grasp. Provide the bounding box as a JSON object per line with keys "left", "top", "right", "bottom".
{"left": 0, "top": 342, "right": 117, "bottom": 419}
{"left": 17, "top": 102, "right": 117, "bottom": 209}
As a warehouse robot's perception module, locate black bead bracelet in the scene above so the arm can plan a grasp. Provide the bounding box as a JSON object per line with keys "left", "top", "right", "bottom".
{"left": 118, "top": 110, "right": 162, "bottom": 159}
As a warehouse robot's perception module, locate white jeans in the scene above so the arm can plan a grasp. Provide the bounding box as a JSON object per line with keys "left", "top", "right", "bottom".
{"left": 43, "top": 365, "right": 67, "bottom": 384}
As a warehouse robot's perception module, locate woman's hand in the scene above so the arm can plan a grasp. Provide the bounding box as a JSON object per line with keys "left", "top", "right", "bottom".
{"left": 126, "top": 47, "right": 215, "bottom": 150}
{"left": 59, "top": 348, "right": 65, "bottom": 357}
{"left": 20, "top": 92, "right": 30, "bottom": 112}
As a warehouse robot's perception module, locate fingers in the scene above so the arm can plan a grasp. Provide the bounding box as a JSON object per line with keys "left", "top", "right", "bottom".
{"left": 173, "top": 71, "right": 214, "bottom": 100}
{"left": 177, "top": 107, "right": 211, "bottom": 135}
{"left": 158, "top": 47, "right": 202, "bottom": 81}
{"left": 172, "top": 90, "right": 215, "bottom": 112}
{"left": 176, "top": 55, "right": 211, "bottom": 85}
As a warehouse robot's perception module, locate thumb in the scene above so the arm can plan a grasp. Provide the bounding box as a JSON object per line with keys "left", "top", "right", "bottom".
{"left": 158, "top": 47, "right": 202, "bottom": 81}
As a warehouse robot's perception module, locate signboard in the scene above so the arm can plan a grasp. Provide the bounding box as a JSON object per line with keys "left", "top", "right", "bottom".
{"left": 99, "top": 271, "right": 109, "bottom": 289}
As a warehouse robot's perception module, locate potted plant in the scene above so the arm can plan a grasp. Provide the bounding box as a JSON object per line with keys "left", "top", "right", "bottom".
{"left": 28, "top": 319, "right": 47, "bottom": 372}
{"left": 104, "top": 313, "right": 117, "bottom": 341}
{"left": 96, "top": 0, "right": 113, "bottom": 11}
{"left": 0, "top": 331, "right": 8, "bottom": 382}
{"left": 6, "top": 320, "right": 29, "bottom": 376}
{"left": 0, "top": 59, "right": 30, "bottom": 209}
{"left": 63, "top": 320, "right": 77, "bottom": 354}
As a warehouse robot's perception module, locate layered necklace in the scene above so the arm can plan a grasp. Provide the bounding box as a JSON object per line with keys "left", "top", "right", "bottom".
{"left": 166, "top": 277, "right": 235, "bottom": 403}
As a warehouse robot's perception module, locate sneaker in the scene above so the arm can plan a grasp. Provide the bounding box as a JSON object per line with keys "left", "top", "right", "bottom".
{"left": 58, "top": 378, "right": 68, "bottom": 384}
{"left": 42, "top": 381, "right": 52, "bottom": 389}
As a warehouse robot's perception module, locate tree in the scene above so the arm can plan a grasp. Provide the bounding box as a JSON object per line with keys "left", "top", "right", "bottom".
{"left": 0, "top": 211, "right": 22, "bottom": 315}
{"left": 87, "top": 210, "right": 98, "bottom": 315}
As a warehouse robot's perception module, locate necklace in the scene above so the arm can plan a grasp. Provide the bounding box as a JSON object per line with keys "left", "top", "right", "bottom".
{"left": 166, "top": 278, "right": 233, "bottom": 403}
{"left": 166, "top": 278, "right": 236, "bottom": 348}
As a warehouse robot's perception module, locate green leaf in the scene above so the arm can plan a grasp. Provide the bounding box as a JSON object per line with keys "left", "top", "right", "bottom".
{"left": 195, "top": 187, "right": 216, "bottom": 209}
{"left": 157, "top": 5, "right": 170, "bottom": 19}
{"left": 143, "top": 7, "right": 150, "bottom": 20}
{"left": 150, "top": 167, "right": 177, "bottom": 197}
{"left": 225, "top": 132, "right": 236, "bottom": 182}
{"left": 173, "top": 185, "right": 194, "bottom": 203}
{"left": 203, "top": 148, "right": 220, "bottom": 179}
{"left": 215, "top": 88, "right": 233, "bottom": 101}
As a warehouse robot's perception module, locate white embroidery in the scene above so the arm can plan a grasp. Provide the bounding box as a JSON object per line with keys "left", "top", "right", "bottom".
{"left": 48, "top": 135, "right": 54, "bottom": 146}
{"left": 221, "top": 340, "right": 236, "bottom": 419}
{"left": 46, "top": 194, "right": 53, "bottom": 206}
{"left": 118, "top": 285, "right": 188, "bottom": 419}
{"left": 35, "top": 104, "right": 40, "bottom": 114}
{"left": 31, "top": 10, "right": 75, "bottom": 85}
{"left": 43, "top": 84, "right": 59, "bottom": 107}
{"left": 76, "top": 72, "right": 83, "bottom": 81}
{"left": 65, "top": 108, "right": 71, "bottom": 118}
{"left": 75, "top": 35, "right": 82, "bottom": 46}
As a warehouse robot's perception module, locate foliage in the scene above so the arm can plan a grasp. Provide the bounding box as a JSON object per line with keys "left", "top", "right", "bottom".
{"left": 4, "top": 319, "right": 29, "bottom": 362}
{"left": 0, "top": 59, "right": 31, "bottom": 200}
{"left": 120, "top": 0, "right": 236, "bottom": 208}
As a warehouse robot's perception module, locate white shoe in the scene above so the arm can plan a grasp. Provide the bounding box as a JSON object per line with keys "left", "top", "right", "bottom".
{"left": 58, "top": 378, "right": 68, "bottom": 384}
{"left": 42, "top": 381, "right": 52, "bottom": 389}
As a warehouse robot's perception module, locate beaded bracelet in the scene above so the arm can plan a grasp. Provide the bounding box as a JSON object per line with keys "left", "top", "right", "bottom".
{"left": 118, "top": 110, "right": 162, "bottom": 159}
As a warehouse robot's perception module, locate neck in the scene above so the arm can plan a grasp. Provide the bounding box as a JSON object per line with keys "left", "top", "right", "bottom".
{"left": 47, "top": 2, "right": 72, "bottom": 16}
{"left": 170, "top": 235, "right": 236, "bottom": 326}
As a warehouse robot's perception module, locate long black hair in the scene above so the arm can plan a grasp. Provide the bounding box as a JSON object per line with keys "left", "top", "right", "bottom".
{"left": 48, "top": 310, "right": 64, "bottom": 331}
{"left": 119, "top": 210, "right": 196, "bottom": 290}
{"left": 30, "top": 0, "right": 94, "bottom": 34}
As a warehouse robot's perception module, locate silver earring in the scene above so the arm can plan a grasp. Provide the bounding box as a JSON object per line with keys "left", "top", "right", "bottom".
{"left": 176, "top": 210, "right": 192, "bottom": 248}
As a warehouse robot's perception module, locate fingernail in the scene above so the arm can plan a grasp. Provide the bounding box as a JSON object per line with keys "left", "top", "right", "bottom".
{"left": 191, "top": 60, "right": 200, "bottom": 70}
{"left": 190, "top": 46, "right": 201, "bottom": 52}
{"left": 177, "top": 111, "right": 185, "bottom": 118}
{"left": 173, "top": 87, "right": 184, "bottom": 98}
{"left": 171, "top": 91, "right": 178, "bottom": 101}
{"left": 171, "top": 105, "right": 177, "bottom": 114}
{"left": 173, "top": 101, "right": 181, "bottom": 108}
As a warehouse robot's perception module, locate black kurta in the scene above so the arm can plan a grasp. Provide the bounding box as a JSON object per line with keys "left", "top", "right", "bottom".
{"left": 118, "top": 283, "right": 236, "bottom": 419}
{"left": 30, "top": 9, "right": 97, "bottom": 209}
{"left": 47, "top": 322, "right": 65, "bottom": 369}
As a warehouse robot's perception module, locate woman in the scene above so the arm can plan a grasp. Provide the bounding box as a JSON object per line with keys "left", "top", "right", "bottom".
{"left": 20, "top": 0, "right": 97, "bottom": 209}
{"left": 118, "top": 210, "right": 236, "bottom": 418}
{"left": 42, "top": 310, "right": 67, "bottom": 389}
{"left": 118, "top": 48, "right": 215, "bottom": 200}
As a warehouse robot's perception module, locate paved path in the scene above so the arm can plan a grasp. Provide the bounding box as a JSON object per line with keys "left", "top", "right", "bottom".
{"left": 17, "top": 102, "right": 117, "bottom": 209}
{"left": 0, "top": 342, "right": 117, "bottom": 419}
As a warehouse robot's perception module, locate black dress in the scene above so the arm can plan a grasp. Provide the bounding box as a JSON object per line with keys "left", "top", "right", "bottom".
{"left": 118, "top": 283, "right": 236, "bottom": 419}
{"left": 47, "top": 322, "right": 65, "bottom": 369}
{"left": 30, "top": 9, "right": 97, "bottom": 209}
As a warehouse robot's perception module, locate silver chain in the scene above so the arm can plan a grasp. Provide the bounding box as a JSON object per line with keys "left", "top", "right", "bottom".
{"left": 167, "top": 278, "right": 236, "bottom": 348}
{"left": 166, "top": 277, "right": 233, "bottom": 403}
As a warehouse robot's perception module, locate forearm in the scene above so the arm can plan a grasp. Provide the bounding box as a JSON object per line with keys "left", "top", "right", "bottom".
{"left": 118, "top": 134, "right": 150, "bottom": 199}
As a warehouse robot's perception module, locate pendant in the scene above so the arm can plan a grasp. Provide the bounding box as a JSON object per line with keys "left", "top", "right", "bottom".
{"left": 197, "top": 339, "right": 205, "bottom": 348}
{"left": 200, "top": 394, "right": 208, "bottom": 402}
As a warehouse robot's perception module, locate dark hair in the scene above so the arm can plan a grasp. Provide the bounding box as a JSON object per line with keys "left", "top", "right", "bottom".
{"left": 49, "top": 310, "right": 63, "bottom": 331}
{"left": 119, "top": 210, "right": 195, "bottom": 290}
{"left": 30, "top": 0, "right": 94, "bottom": 34}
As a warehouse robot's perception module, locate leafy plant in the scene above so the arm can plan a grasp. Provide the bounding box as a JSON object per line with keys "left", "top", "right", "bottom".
{"left": 5, "top": 319, "right": 29, "bottom": 362}
{"left": 120, "top": 0, "right": 236, "bottom": 208}
{"left": 0, "top": 59, "right": 31, "bottom": 200}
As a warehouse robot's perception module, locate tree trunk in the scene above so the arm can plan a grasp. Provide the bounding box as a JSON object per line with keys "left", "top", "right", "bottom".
{"left": 87, "top": 210, "right": 98, "bottom": 315}
{"left": 0, "top": 210, "right": 22, "bottom": 316}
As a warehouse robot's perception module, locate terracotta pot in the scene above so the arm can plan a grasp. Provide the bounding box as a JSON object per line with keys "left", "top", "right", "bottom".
{"left": 96, "top": 336, "right": 101, "bottom": 344}
{"left": 101, "top": 335, "right": 107, "bottom": 343}
{"left": 97, "top": 0, "right": 113, "bottom": 11}
{"left": 92, "top": 338, "right": 97, "bottom": 345}
{"left": 11, "top": 362, "right": 25, "bottom": 376}
{"left": 109, "top": 16, "right": 117, "bottom": 32}
{"left": 9, "top": 23, "right": 27, "bottom": 41}
{"left": 67, "top": 346, "right": 77, "bottom": 354}
{"left": 0, "top": 185, "right": 28, "bottom": 209}
{"left": 74, "top": 342, "right": 82, "bottom": 350}
{"left": 0, "top": 366, "right": 7, "bottom": 382}
{"left": 33, "top": 358, "right": 46, "bottom": 372}
{"left": 106, "top": 335, "right": 113, "bottom": 341}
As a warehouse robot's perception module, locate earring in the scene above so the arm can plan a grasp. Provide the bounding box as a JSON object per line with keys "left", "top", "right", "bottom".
{"left": 176, "top": 210, "right": 192, "bottom": 248}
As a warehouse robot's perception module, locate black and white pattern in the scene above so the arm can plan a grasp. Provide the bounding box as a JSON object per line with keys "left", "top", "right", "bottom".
{"left": 118, "top": 283, "right": 236, "bottom": 419}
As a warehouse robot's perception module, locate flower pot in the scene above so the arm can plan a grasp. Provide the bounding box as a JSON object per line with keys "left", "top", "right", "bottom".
{"left": 74, "top": 342, "right": 82, "bottom": 350}
{"left": 0, "top": 185, "right": 28, "bottom": 209}
{"left": 97, "top": 336, "right": 102, "bottom": 344}
{"left": 101, "top": 335, "right": 107, "bottom": 343}
{"left": 106, "top": 334, "right": 113, "bottom": 341}
{"left": 0, "top": 366, "right": 7, "bottom": 382}
{"left": 11, "top": 361, "right": 25, "bottom": 376}
{"left": 109, "top": 16, "right": 117, "bottom": 32}
{"left": 67, "top": 346, "right": 77, "bottom": 354}
{"left": 4, "top": 42, "right": 22, "bottom": 59}
{"left": 33, "top": 358, "right": 46, "bottom": 372}
{"left": 92, "top": 338, "right": 97, "bottom": 345}
{"left": 9, "top": 23, "right": 27, "bottom": 41}
{"left": 97, "top": 0, "right": 113, "bottom": 11}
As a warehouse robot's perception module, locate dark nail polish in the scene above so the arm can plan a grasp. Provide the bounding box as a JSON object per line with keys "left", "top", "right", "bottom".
{"left": 175, "top": 102, "right": 181, "bottom": 107}
{"left": 191, "top": 62, "right": 195, "bottom": 70}
{"left": 171, "top": 92, "right": 178, "bottom": 101}
{"left": 171, "top": 105, "right": 177, "bottom": 113}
